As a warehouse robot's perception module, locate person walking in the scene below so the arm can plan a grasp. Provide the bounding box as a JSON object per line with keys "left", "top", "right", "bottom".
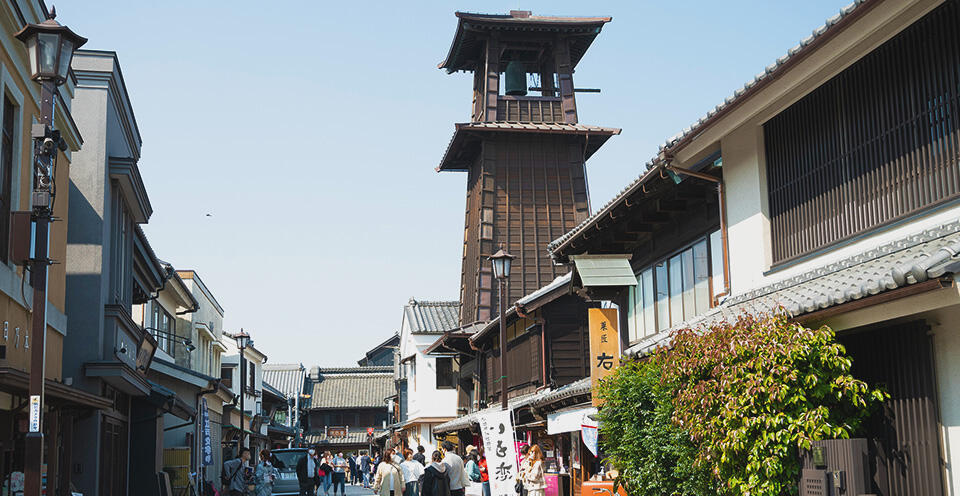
{"left": 400, "top": 449, "right": 424, "bottom": 496}
{"left": 360, "top": 451, "right": 373, "bottom": 488}
{"left": 223, "top": 447, "right": 252, "bottom": 496}
{"left": 477, "top": 446, "right": 490, "bottom": 496}
{"left": 464, "top": 451, "right": 481, "bottom": 485}
{"left": 441, "top": 441, "right": 467, "bottom": 496}
{"left": 349, "top": 453, "right": 359, "bottom": 485}
{"left": 515, "top": 445, "right": 531, "bottom": 496}
{"left": 331, "top": 451, "right": 347, "bottom": 496}
{"left": 255, "top": 449, "right": 280, "bottom": 496}
{"left": 413, "top": 446, "right": 426, "bottom": 466}
{"left": 373, "top": 448, "right": 404, "bottom": 496}
{"left": 420, "top": 451, "right": 451, "bottom": 496}
{"left": 520, "top": 446, "right": 546, "bottom": 496}
{"left": 318, "top": 451, "right": 334, "bottom": 496}
{"left": 296, "top": 447, "right": 320, "bottom": 496}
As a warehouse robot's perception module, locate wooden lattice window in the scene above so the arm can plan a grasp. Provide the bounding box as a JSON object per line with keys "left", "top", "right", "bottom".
{"left": 765, "top": 0, "right": 960, "bottom": 263}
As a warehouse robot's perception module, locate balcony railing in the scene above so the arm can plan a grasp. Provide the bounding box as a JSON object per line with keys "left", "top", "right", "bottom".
{"left": 496, "top": 96, "right": 563, "bottom": 123}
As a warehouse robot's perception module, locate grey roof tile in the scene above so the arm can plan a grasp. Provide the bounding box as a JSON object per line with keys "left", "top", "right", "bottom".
{"left": 263, "top": 364, "right": 307, "bottom": 399}
{"left": 308, "top": 369, "right": 394, "bottom": 410}
{"left": 404, "top": 299, "right": 460, "bottom": 334}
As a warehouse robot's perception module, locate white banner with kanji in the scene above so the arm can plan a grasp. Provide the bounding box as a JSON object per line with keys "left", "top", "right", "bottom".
{"left": 478, "top": 410, "right": 520, "bottom": 496}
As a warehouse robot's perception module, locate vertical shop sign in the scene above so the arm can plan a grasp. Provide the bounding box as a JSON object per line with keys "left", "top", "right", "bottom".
{"left": 479, "top": 410, "right": 519, "bottom": 496}
{"left": 201, "top": 398, "right": 213, "bottom": 466}
{"left": 588, "top": 308, "right": 620, "bottom": 406}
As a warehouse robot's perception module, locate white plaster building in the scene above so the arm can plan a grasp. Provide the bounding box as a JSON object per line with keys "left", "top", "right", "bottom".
{"left": 396, "top": 298, "right": 460, "bottom": 454}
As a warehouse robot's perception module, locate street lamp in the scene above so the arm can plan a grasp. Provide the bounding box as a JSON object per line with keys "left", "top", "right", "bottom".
{"left": 235, "top": 329, "right": 251, "bottom": 448}
{"left": 15, "top": 9, "right": 85, "bottom": 496}
{"left": 488, "top": 245, "right": 515, "bottom": 410}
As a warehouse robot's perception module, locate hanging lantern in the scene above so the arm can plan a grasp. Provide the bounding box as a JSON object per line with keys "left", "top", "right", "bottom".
{"left": 15, "top": 9, "right": 87, "bottom": 85}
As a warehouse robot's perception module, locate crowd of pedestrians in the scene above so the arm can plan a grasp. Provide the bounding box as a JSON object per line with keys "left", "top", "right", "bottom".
{"left": 220, "top": 438, "right": 549, "bottom": 496}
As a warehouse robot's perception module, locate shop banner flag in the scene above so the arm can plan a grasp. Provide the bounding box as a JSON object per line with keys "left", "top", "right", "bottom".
{"left": 581, "top": 415, "right": 599, "bottom": 457}
{"left": 478, "top": 410, "right": 520, "bottom": 496}
{"left": 201, "top": 398, "right": 213, "bottom": 466}
{"left": 588, "top": 308, "right": 620, "bottom": 406}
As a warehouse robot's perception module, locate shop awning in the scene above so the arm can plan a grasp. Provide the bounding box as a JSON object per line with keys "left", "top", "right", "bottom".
{"left": 570, "top": 255, "right": 637, "bottom": 287}
{"left": 547, "top": 406, "right": 597, "bottom": 435}
{"left": 146, "top": 380, "right": 196, "bottom": 421}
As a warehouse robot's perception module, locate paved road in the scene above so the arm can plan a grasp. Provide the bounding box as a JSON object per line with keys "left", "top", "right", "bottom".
{"left": 311, "top": 480, "right": 484, "bottom": 496}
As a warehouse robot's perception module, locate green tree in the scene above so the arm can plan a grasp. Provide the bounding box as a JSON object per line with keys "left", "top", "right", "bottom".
{"left": 659, "top": 313, "right": 886, "bottom": 496}
{"left": 597, "top": 358, "right": 715, "bottom": 495}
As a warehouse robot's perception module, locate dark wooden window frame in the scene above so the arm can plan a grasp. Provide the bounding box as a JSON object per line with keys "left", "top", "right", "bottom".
{"left": 0, "top": 95, "right": 15, "bottom": 264}
{"left": 625, "top": 233, "right": 720, "bottom": 345}
{"left": 765, "top": 0, "right": 960, "bottom": 264}
{"left": 435, "top": 356, "right": 456, "bottom": 390}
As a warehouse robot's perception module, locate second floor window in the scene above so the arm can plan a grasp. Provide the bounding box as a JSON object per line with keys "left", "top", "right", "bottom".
{"left": 0, "top": 96, "right": 16, "bottom": 264}
{"left": 436, "top": 357, "right": 456, "bottom": 389}
{"left": 110, "top": 189, "right": 131, "bottom": 305}
{"left": 152, "top": 305, "right": 173, "bottom": 355}
{"left": 764, "top": 0, "right": 960, "bottom": 264}
{"left": 626, "top": 232, "right": 724, "bottom": 343}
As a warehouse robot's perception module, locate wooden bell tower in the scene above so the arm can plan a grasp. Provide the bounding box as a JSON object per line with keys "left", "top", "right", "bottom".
{"left": 437, "top": 11, "right": 620, "bottom": 324}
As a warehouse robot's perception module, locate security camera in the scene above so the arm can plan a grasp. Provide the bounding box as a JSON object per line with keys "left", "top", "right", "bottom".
{"left": 41, "top": 137, "right": 56, "bottom": 153}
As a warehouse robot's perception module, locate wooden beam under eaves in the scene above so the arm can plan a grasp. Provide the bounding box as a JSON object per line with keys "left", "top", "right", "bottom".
{"left": 625, "top": 220, "right": 654, "bottom": 234}
{"left": 657, "top": 199, "right": 687, "bottom": 212}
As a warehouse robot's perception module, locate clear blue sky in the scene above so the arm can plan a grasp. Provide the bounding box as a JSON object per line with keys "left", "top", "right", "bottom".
{"left": 59, "top": 0, "right": 851, "bottom": 366}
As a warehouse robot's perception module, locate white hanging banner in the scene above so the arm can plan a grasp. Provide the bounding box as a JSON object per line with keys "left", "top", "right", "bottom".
{"left": 581, "top": 415, "right": 599, "bottom": 457}
{"left": 478, "top": 410, "right": 520, "bottom": 496}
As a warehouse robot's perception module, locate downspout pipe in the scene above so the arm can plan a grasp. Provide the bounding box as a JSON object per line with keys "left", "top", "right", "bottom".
{"left": 663, "top": 164, "right": 731, "bottom": 305}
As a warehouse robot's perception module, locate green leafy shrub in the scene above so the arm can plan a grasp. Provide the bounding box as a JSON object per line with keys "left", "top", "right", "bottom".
{"left": 597, "top": 358, "right": 715, "bottom": 495}
{"left": 659, "top": 313, "right": 886, "bottom": 496}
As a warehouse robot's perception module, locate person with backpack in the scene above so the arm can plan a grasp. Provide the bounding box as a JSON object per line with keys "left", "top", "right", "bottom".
{"left": 420, "top": 451, "right": 451, "bottom": 496}
{"left": 373, "top": 448, "right": 404, "bottom": 496}
{"left": 222, "top": 447, "right": 251, "bottom": 496}
{"left": 360, "top": 451, "right": 373, "bottom": 488}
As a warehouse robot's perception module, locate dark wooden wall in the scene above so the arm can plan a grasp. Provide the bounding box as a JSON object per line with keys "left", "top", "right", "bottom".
{"left": 460, "top": 134, "right": 588, "bottom": 324}
{"left": 542, "top": 294, "right": 590, "bottom": 387}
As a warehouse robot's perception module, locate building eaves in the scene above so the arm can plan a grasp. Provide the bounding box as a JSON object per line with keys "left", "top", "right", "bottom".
{"left": 548, "top": 0, "right": 875, "bottom": 260}
{"left": 437, "top": 122, "right": 620, "bottom": 172}
{"left": 624, "top": 220, "right": 960, "bottom": 358}
{"left": 439, "top": 11, "right": 611, "bottom": 73}
{"left": 644, "top": 0, "right": 874, "bottom": 169}
{"left": 471, "top": 273, "right": 571, "bottom": 344}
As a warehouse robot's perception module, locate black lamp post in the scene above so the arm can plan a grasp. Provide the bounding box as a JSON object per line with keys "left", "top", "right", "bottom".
{"left": 488, "top": 245, "right": 515, "bottom": 411}
{"left": 234, "top": 329, "right": 251, "bottom": 448}
{"left": 14, "top": 9, "right": 85, "bottom": 496}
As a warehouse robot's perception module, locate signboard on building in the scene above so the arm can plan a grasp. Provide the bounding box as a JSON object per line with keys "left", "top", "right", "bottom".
{"left": 478, "top": 410, "right": 519, "bottom": 496}
{"left": 201, "top": 398, "right": 213, "bottom": 466}
{"left": 29, "top": 395, "right": 40, "bottom": 432}
{"left": 328, "top": 427, "right": 348, "bottom": 438}
{"left": 588, "top": 308, "right": 620, "bottom": 406}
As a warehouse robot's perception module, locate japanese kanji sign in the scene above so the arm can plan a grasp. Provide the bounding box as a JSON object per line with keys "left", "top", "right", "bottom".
{"left": 200, "top": 398, "right": 213, "bottom": 466}
{"left": 478, "top": 410, "right": 519, "bottom": 496}
{"left": 588, "top": 308, "right": 620, "bottom": 406}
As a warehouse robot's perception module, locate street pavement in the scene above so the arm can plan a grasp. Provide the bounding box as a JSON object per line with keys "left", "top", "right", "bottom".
{"left": 323, "top": 481, "right": 484, "bottom": 496}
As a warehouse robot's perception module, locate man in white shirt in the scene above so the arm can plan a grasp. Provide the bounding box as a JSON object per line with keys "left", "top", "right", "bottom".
{"left": 442, "top": 441, "right": 467, "bottom": 496}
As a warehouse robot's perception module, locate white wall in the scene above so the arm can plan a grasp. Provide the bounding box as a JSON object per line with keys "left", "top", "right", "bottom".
{"left": 399, "top": 329, "right": 458, "bottom": 421}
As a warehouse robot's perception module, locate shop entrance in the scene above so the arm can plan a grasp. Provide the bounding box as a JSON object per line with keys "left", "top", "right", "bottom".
{"left": 839, "top": 320, "right": 944, "bottom": 495}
